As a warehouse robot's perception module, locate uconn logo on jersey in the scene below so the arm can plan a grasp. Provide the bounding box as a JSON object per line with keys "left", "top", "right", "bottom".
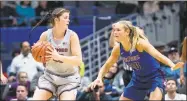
{"left": 55, "top": 48, "right": 68, "bottom": 53}
{"left": 123, "top": 55, "right": 142, "bottom": 70}
{"left": 53, "top": 47, "right": 68, "bottom": 63}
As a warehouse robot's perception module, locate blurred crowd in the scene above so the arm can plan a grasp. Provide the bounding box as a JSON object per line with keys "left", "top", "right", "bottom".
{"left": 1, "top": 1, "right": 186, "bottom": 28}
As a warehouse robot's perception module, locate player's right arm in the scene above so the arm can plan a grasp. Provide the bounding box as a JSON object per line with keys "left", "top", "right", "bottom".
{"left": 90, "top": 42, "right": 120, "bottom": 89}
{"left": 38, "top": 31, "right": 48, "bottom": 42}
{"left": 32, "top": 31, "right": 47, "bottom": 47}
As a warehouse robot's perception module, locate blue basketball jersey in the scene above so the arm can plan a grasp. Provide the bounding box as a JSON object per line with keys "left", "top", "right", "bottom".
{"left": 120, "top": 44, "right": 165, "bottom": 100}
{"left": 120, "top": 44, "right": 161, "bottom": 77}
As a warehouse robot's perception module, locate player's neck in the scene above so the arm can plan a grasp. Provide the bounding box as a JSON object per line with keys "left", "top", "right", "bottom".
{"left": 121, "top": 38, "right": 131, "bottom": 51}
{"left": 52, "top": 27, "right": 66, "bottom": 39}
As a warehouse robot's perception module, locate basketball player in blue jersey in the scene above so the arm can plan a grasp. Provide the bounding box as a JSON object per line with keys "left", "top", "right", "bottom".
{"left": 32, "top": 8, "right": 82, "bottom": 100}
{"left": 90, "top": 20, "right": 184, "bottom": 100}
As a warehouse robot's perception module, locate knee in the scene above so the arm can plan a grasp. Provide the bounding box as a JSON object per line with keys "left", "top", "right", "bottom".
{"left": 149, "top": 93, "right": 162, "bottom": 100}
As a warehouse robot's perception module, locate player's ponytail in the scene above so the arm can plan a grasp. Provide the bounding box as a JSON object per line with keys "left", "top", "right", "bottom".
{"left": 29, "top": 7, "right": 70, "bottom": 40}
{"left": 29, "top": 11, "right": 52, "bottom": 39}
{"left": 130, "top": 26, "right": 148, "bottom": 53}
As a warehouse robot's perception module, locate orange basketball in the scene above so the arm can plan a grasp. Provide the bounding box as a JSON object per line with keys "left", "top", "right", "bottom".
{"left": 31, "top": 41, "right": 53, "bottom": 63}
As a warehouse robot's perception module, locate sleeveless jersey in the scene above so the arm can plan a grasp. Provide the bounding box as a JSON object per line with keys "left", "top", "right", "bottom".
{"left": 45, "top": 28, "right": 78, "bottom": 76}
{"left": 120, "top": 44, "right": 161, "bottom": 77}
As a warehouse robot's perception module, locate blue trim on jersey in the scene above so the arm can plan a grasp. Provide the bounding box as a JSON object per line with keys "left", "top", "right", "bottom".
{"left": 120, "top": 43, "right": 161, "bottom": 76}
{"left": 119, "top": 44, "right": 165, "bottom": 100}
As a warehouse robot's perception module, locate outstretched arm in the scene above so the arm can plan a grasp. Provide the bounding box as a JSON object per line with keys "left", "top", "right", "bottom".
{"left": 97, "top": 43, "right": 120, "bottom": 80}
{"left": 140, "top": 39, "right": 181, "bottom": 70}
{"left": 180, "top": 37, "right": 186, "bottom": 85}
{"left": 90, "top": 43, "right": 120, "bottom": 90}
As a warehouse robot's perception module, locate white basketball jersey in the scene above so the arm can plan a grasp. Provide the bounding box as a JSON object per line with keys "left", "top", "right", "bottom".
{"left": 45, "top": 28, "right": 78, "bottom": 75}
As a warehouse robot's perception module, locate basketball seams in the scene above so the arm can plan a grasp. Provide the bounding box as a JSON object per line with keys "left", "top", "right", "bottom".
{"left": 44, "top": 44, "right": 46, "bottom": 63}
{"left": 43, "top": 44, "right": 53, "bottom": 63}
{"left": 32, "top": 41, "right": 54, "bottom": 63}
{"left": 36, "top": 42, "right": 49, "bottom": 62}
{"left": 31, "top": 42, "right": 43, "bottom": 58}
{"left": 35, "top": 42, "right": 45, "bottom": 62}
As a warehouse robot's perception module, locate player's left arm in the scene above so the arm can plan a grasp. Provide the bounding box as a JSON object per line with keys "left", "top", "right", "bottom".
{"left": 57, "top": 32, "right": 82, "bottom": 66}
{"left": 139, "top": 39, "right": 184, "bottom": 70}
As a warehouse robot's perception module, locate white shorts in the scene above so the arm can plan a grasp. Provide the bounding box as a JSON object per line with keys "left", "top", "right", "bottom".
{"left": 37, "top": 70, "right": 81, "bottom": 97}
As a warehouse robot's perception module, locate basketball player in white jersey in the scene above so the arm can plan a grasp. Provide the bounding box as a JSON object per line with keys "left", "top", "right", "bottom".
{"left": 32, "top": 8, "right": 82, "bottom": 100}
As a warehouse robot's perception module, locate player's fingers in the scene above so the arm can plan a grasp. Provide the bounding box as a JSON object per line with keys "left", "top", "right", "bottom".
{"left": 45, "top": 55, "right": 52, "bottom": 60}
{"left": 172, "top": 62, "right": 184, "bottom": 70}
{"left": 47, "top": 46, "right": 53, "bottom": 52}
{"left": 91, "top": 83, "right": 96, "bottom": 90}
{"left": 90, "top": 83, "right": 93, "bottom": 90}
{"left": 90, "top": 83, "right": 94, "bottom": 90}
{"left": 46, "top": 50, "right": 52, "bottom": 55}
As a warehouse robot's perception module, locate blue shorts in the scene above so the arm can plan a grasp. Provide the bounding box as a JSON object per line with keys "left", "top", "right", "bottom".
{"left": 123, "top": 71, "right": 164, "bottom": 100}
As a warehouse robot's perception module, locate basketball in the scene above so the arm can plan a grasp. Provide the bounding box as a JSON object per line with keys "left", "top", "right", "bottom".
{"left": 31, "top": 41, "right": 53, "bottom": 63}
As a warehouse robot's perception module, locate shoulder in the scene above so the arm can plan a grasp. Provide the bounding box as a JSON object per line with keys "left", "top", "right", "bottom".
{"left": 68, "top": 29, "right": 78, "bottom": 36}
{"left": 111, "top": 42, "right": 120, "bottom": 56}
{"left": 41, "top": 29, "right": 49, "bottom": 37}
{"left": 12, "top": 54, "right": 22, "bottom": 62}
{"left": 114, "top": 42, "right": 120, "bottom": 48}
{"left": 113, "top": 42, "right": 120, "bottom": 51}
{"left": 39, "top": 29, "right": 51, "bottom": 41}
{"left": 177, "top": 93, "right": 186, "bottom": 98}
{"left": 136, "top": 38, "right": 150, "bottom": 52}
{"left": 137, "top": 38, "right": 149, "bottom": 46}
{"left": 68, "top": 29, "right": 79, "bottom": 39}
{"left": 164, "top": 94, "right": 169, "bottom": 99}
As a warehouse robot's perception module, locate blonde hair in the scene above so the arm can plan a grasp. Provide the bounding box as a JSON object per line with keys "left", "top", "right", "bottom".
{"left": 118, "top": 20, "right": 148, "bottom": 52}
{"left": 181, "top": 37, "right": 187, "bottom": 62}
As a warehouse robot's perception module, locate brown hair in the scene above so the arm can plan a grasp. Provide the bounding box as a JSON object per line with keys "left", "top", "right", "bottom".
{"left": 50, "top": 8, "right": 70, "bottom": 26}
{"left": 181, "top": 37, "right": 187, "bottom": 62}
{"left": 118, "top": 20, "right": 148, "bottom": 52}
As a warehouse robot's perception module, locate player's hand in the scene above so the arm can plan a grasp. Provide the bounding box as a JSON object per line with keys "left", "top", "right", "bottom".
{"left": 1, "top": 74, "right": 7, "bottom": 84}
{"left": 171, "top": 62, "right": 184, "bottom": 71}
{"left": 180, "top": 74, "right": 185, "bottom": 85}
{"left": 90, "top": 78, "right": 103, "bottom": 91}
{"left": 45, "top": 46, "right": 60, "bottom": 62}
